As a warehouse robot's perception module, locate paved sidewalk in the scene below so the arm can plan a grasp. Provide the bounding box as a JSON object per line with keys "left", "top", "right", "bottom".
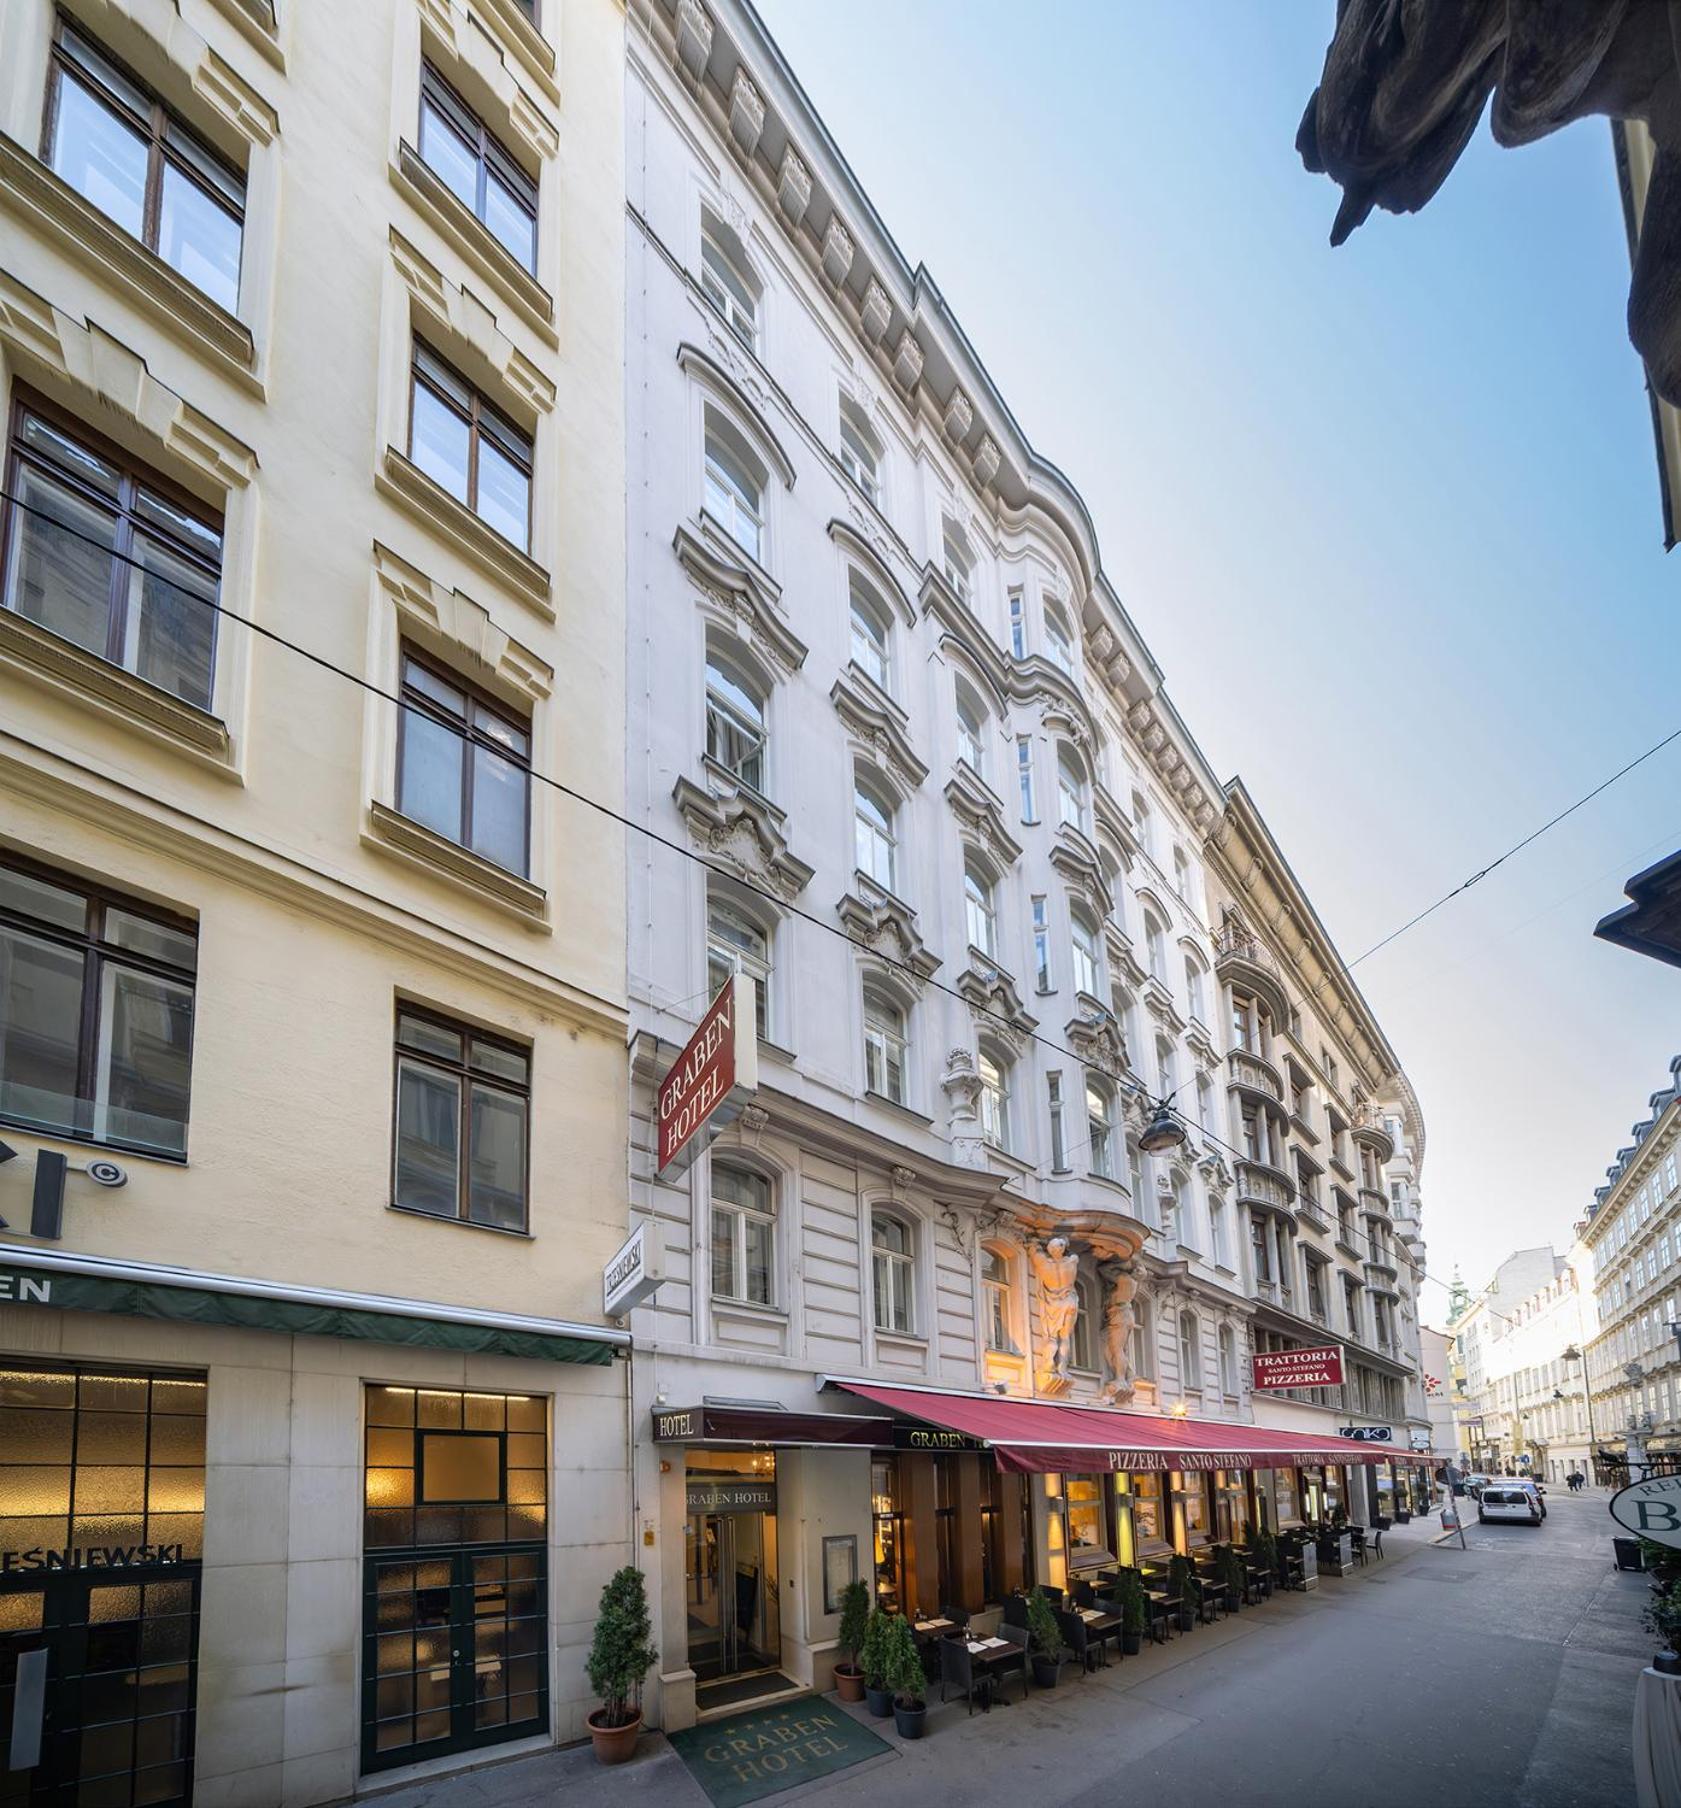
{"left": 360, "top": 1497, "right": 1647, "bottom": 1808}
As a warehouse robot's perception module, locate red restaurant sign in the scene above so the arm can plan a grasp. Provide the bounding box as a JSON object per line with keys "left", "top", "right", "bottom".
{"left": 1251, "top": 1344, "right": 1345, "bottom": 1391}
{"left": 656, "top": 973, "right": 758, "bottom": 1174}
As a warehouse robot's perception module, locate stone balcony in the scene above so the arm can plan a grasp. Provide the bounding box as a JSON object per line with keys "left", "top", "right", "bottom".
{"left": 1226, "top": 1046, "right": 1285, "bottom": 1104}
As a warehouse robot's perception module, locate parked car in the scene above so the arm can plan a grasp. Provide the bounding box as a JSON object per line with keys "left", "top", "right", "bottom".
{"left": 1513, "top": 1478, "right": 1547, "bottom": 1517}
{"left": 1464, "top": 1473, "right": 1494, "bottom": 1499}
{"left": 1478, "top": 1486, "right": 1544, "bottom": 1526}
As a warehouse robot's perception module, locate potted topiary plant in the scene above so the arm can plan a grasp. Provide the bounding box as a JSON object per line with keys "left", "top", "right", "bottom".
{"left": 1217, "top": 1544, "right": 1245, "bottom": 1613}
{"left": 1025, "top": 1586, "right": 1067, "bottom": 1687}
{"left": 1167, "top": 1555, "right": 1200, "bottom": 1632}
{"left": 586, "top": 1565, "right": 657, "bottom": 1765}
{"left": 833, "top": 1579, "right": 871, "bottom": 1703}
{"left": 1251, "top": 1527, "right": 1277, "bottom": 1596}
{"left": 883, "top": 1614, "right": 928, "bottom": 1739}
{"left": 860, "top": 1606, "right": 895, "bottom": 1717}
{"left": 1115, "top": 1571, "right": 1147, "bottom": 1655}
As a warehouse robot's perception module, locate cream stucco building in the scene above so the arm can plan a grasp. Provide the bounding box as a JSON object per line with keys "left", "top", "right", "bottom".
{"left": 0, "top": 0, "right": 631, "bottom": 1802}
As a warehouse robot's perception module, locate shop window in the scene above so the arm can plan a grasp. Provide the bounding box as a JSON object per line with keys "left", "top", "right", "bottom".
{"left": 871, "top": 1457, "right": 904, "bottom": 1612}
{"left": 45, "top": 21, "right": 245, "bottom": 310}
{"left": 409, "top": 343, "right": 533, "bottom": 550}
{"left": 1176, "top": 1472, "right": 1211, "bottom": 1544}
{"left": 711, "top": 1162, "right": 775, "bottom": 1306}
{"left": 1065, "top": 1473, "right": 1112, "bottom": 1567}
{"left": 0, "top": 854, "right": 197, "bottom": 1157}
{"left": 1213, "top": 1469, "right": 1247, "bottom": 1542}
{"left": 3, "top": 395, "right": 223, "bottom": 710}
{"left": 1273, "top": 1467, "right": 1301, "bottom": 1526}
{"left": 397, "top": 648, "right": 532, "bottom": 875}
{"left": 1132, "top": 1471, "right": 1168, "bottom": 1552}
{"left": 392, "top": 1007, "right": 530, "bottom": 1231}
{"left": 418, "top": 63, "right": 538, "bottom": 273}
{"left": 979, "top": 1463, "right": 1004, "bottom": 1603}
{"left": 871, "top": 1209, "right": 915, "bottom": 1334}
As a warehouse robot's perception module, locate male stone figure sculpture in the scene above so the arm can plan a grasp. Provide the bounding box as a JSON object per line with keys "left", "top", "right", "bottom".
{"left": 1029, "top": 1236, "right": 1081, "bottom": 1388}
{"left": 1099, "top": 1264, "right": 1138, "bottom": 1405}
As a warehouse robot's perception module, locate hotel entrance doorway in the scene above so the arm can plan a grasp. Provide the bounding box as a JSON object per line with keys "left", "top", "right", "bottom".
{"left": 684, "top": 1452, "right": 779, "bottom": 1688}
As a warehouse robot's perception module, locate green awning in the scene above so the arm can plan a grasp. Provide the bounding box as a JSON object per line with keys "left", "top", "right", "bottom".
{"left": 0, "top": 1262, "right": 616, "bottom": 1366}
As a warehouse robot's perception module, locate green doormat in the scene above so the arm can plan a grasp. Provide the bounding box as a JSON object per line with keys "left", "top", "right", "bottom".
{"left": 668, "top": 1695, "right": 891, "bottom": 1806}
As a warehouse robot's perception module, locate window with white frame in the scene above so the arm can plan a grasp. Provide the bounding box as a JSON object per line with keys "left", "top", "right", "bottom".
{"left": 1179, "top": 1310, "right": 1202, "bottom": 1389}
{"left": 705, "top": 648, "right": 767, "bottom": 791}
{"left": 1056, "top": 746, "right": 1090, "bottom": 836}
{"left": 1155, "top": 1036, "right": 1176, "bottom": 1102}
{"left": 1184, "top": 955, "right": 1207, "bottom": 1024}
{"left": 863, "top": 985, "right": 908, "bottom": 1104}
{"left": 1218, "top": 1324, "right": 1238, "bottom": 1395}
{"left": 1071, "top": 1274, "right": 1098, "bottom": 1370}
{"left": 1044, "top": 601, "right": 1075, "bottom": 677}
{"left": 700, "top": 221, "right": 759, "bottom": 350}
{"left": 838, "top": 403, "right": 880, "bottom": 504}
{"left": 1131, "top": 1293, "right": 1155, "bottom": 1381}
{"left": 1031, "top": 895, "right": 1053, "bottom": 991}
{"left": 942, "top": 521, "right": 974, "bottom": 605}
{"left": 703, "top": 414, "right": 765, "bottom": 562}
{"left": 849, "top": 575, "right": 891, "bottom": 691}
{"left": 1210, "top": 1194, "right": 1230, "bottom": 1268}
{"left": 1016, "top": 737, "right": 1036, "bottom": 821}
{"left": 1071, "top": 908, "right": 1102, "bottom": 999}
{"left": 964, "top": 860, "right": 997, "bottom": 956}
{"left": 1196, "top": 1070, "right": 1215, "bottom": 1135}
{"left": 853, "top": 771, "right": 898, "bottom": 892}
{"left": 1048, "top": 1071, "right": 1067, "bottom": 1170}
{"left": 955, "top": 679, "right": 986, "bottom": 776}
{"left": 1007, "top": 588, "right": 1026, "bottom": 657}
{"left": 1132, "top": 790, "right": 1154, "bottom": 858}
{"left": 707, "top": 892, "right": 771, "bottom": 1041}
{"left": 1144, "top": 912, "right": 1168, "bottom": 984}
{"left": 1172, "top": 846, "right": 1192, "bottom": 900}
{"left": 978, "top": 1047, "right": 1011, "bottom": 1150}
{"left": 982, "top": 1245, "right": 1017, "bottom": 1352}
{"left": 871, "top": 1210, "right": 915, "bottom": 1333}
{"left": 1087, "top": 1077, "right": 1117, "bottom": 1180}
{"left": 1127, "top": 1135, "right": 1145, "bottom": 1207}
{"left": 711, "top": 1161, "right": 774, "bottom": 1305}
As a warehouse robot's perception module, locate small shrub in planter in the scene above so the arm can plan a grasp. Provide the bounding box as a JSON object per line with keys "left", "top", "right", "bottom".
{"left": 860, "top": 1607, "right": 895, "bottom": 1717}
{"left": 833, "top": 1580, "right": 871, "bottom": 1702}
{"left": 1216, "top": 1544, "right": 1245, "bottom": 1611}
{"left": 1251, "top": 1527, "right": 1278, "bottom": 1592}
{"left": 1167, "top": 1556, "right": 1200, "bottom": 1631}
{"left": 586, "top": 1566, "right": 657, "bottom": 1766}
{"left": 1115, "top": 1571, "right": 1147, "bottom": 1654}
{"left": 1025, "top": 1587, "right": 1067, "bottom": 1686}
{"left": 883, "top": 1614, "right": 928, "bottom": 1739}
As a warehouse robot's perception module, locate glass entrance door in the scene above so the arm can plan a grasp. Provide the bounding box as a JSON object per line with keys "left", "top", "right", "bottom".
{"left": 684, "top": 1511, "right": 779, "bottom": 1682}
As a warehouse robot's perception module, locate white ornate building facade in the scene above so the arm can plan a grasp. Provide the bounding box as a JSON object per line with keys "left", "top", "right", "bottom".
{"left": 621, "top": 0, "right": 1429, "bottom": 1730}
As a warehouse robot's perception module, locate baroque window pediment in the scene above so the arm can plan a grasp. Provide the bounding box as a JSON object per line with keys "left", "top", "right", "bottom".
{"left": 830, "top": 671, "right": 927, "bottom": 791}
{"left": 674, "top": 524, "right": 807, "bottom": 678}
{"left": 1064, "top": 1008, "right": 1127, "bottom": 1077}
{"left": 1049, "top": 826, "right": 1111, "bottom": 920}
{"left": 957, "top": 961, "right": 1036, "bottom": 1050}
{"left": 836, "top": 888, "right": 940, "bottom": 986}
{"left": 673, "top": 771, "right": 814, "bottom": 900}
{"left": 919, "top": 567, "right": 1011, "bottom": 700}
{"left": 944, "top": 765, "right": 1022, "bottom": 870}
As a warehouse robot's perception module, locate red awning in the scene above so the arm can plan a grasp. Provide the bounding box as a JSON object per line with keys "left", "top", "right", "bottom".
{"left": 830, "top": 1380, "right": 1407, "bottom": 1474}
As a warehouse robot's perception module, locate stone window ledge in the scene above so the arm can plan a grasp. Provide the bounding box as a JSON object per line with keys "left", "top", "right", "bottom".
{"left": 473, "top": 0, "right": 559, "bottom": 102}
{"left": 364, "top": 800, "right": 549, "bottom": 922}
{"left": 712, "top": 1297, "right": 789, "bottom": 1324}
{"left": 0, "top": 135, "right": 257, "bottom": 387}
{"left": 873, "top": 1330, "right": 929, "bottom": 1354}
{"left": 202, "top": 0, "right": 285, "bottom": 69}
{"left": 0, "top": 608, "right": 232, "bottom": 764}
{"left": 391, "top": 145, "right": 556, "bottom": 345}
{"left": 376, "top": 448, "right": 553, "bottom": 617}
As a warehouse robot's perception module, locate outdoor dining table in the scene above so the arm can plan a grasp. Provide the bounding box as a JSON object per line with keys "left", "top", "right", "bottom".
{"left": 913, "top": 1617, "right": 956, "bottom": 1640}
{"left": 962, "top": 1634, "right": 1019, "bottom": 1707}
{"left": 1076, "top": 1607, "right": 1124, "bottom": 1666}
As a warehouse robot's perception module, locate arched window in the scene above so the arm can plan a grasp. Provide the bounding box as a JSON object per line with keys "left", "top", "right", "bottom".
{"left": 838, "top": 399, "right": 881, "bottom": 504}
{"left": 1218, "top": 1324, "right": 1238, "bottom": 1395}
{"left": 705, "top": 649, "right": 766, "bottom": 791}
{"left": 1173, "top": 846, "right": 1193, "bottom": 902}
{"left": 863, "top": 985, "right": 908, "bottom": 1104}
{"left": 1071, "top": 907, "right": 1101, "bottom": 999}
{"left": 700, "top": 216, "right": 760, "bottom": 350}
{"left": 1132, "top": 789, "right": 1154, "bottom": 859}
{"left": 1184, "top": 954, "right": 1207, "bottom": 1025}
{"left": 1155, "top": 1036, "right": 1176, "bottom": 1102}
{"left": 1131, "top": 1292, "right": 1155, "bottom": 1382}
{"left": 1044, "top": 601, "right": 1075, "bottom": 677}
{"left": 711, "top": 1162, "right": 774, "bottom": 1305}
{"left": 1071, "top": 1273, "right": 1098, "bottom": 1371}
{"left": 703, "top": 410, "right": 766, "bottom": 561}
{"left": 1179, "top": 1309, "right": 1202, "bottom": 1390}
{"left": 707, "top": 891, "right": 771, "bottom": 1039}
{"left": 1127, "top": 1134, "right": 1145, "bottom": 1206}
{"left": 1057, "top": 746, "right": 1089, "bottom": 835}
{"left": 871, "top": 1210, "right": 915, "bottom": 1333}
{"left": 955, "top": 678, "right": 986, "bottom": 776}
{"left": 942, "top": 519, "right": 974, "bottom": 606}
{"left": 978, "top": 1047, "right": 1011, "bottom": 1150}
{"left": 1144, "top": 911, "right": 1168, "bottom": 983}
{"left": 849, "top": 574, "right": 891, "bottom": 691}
{"left": 982, "top": 1244, "right": 1017, "bottom": 1353}
{"left": 853, "top": 771, "right": 897, "bottom": 891}
{"left": 1231, "top": 988, "right": 1270, "bottom": 1056}
{"left": 1209, "top": 1192, "right": 1231, "bottom": 1268}
{"left": 1087, "top": 1077, "right": 1116, "bottom": 1180}
{"left": 964, "top": 860, "right": 996, "bottom": 957}
{"left": 1163, "top": 1171, "right": 1186, "bottom": 1245}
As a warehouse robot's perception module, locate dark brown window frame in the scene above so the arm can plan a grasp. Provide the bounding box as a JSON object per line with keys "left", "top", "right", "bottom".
{"left": 418, "top": 61, "right": 538, "bottom": 272}
{"left": 407, "top": 341, "right": 535, "bottom": 551}
{"left": 1, "top": 386, "right": 225, "bottom": 701}
{"left": 390, "top": 1001, "right": 533, "bottom": 1234}
{"left": 0, "top": 847, "right": 199, "bottom": 1159}
{"left": 42, "top": 14, "right": 246, "bottom": 278}
{"left": 395, "top": 644, "right": 533, "bottom": 876}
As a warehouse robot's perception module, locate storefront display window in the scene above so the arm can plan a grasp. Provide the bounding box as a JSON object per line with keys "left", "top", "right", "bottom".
{"left": 871, "top": 1457, "right": 904, "bottom": 1613}
{"left": 1273, "top": 1466, "right": 1301, "bottom": 1526}
{"left": 1301, "top": 1465, "right": 1325, "bottom": 1522}
{"left": 980, "top": 1464, "right": 1002, "bottom": 1603}
{"left": 1133, "top": 1471, "right": 1169, "bottom": 1552}
{"left": 1174, "top": 1472, "right": 1209, "bottom": 1545}
{"left": 1213, "top": 1469, "right": 1247, "bottom": 1541}
{"left": 1066, "top": 1473, "right": 1112, "bottom": 1568}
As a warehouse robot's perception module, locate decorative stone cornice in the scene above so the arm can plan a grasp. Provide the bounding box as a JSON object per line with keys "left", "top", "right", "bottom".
{"left": 1142, "top": 975, "right": 1187, "bottom": 1037}
{"left": 893, "top": 328, "right": 924, "bottom": 391}
{"left": 1093, "top": 783, "right": 1140, "bottom": 872}
{"left": 958, "top": 960, "right": 1037, "bottom": 1052}
{"left": 673, "top": 523, "right": 807, "bottom": 677}
{"left": 374, "top": 543, "right": 552, "bottom": 705}
{"left": 943, "top": 387, "right": 973, "bottom": 442}
{"left": 1064, "top": 1007, "right": 1127, "bottom": 1078}
{"left": 860, "top": 278, "right": 892, "bottom": 343}
{"left": 944, "top": 764, "right": 1022, "bottom": 870}
{"left": 830, "top": 671, "right": 928, "bottom": 792}
{"left": 673, "top": 771, "right": 814, "bottom": 900}
{"left": 1106, "top": 919, "right": 1146, "bottom": 990}
{"left": 972, "top": 435, "right": 1000, "bottom": 488}
{"left": 729, "top": 69, "right": 765, "bottom": 156}
{"left": 1049, "top": 824, "right": 1111, "bottom": 921}
{"left": 676, "top": 342, "right": 797, "bottom": 486}
{"left": 836, "top": 886, "right": 941, "bottom": 988}
{"left": 822, "top": 215, "right": 854, "bottom": 286}
{"left": 920, "top": 567, "right": 1011, "bottom": 703}
{"left": 777, "top": 145, "right": 811, "bottom": 224}
{"left": 827, "top": 519, "right": 915, "bottom": 624}
{"left": 675, "top": 0, "right": 714, "bottom": 78}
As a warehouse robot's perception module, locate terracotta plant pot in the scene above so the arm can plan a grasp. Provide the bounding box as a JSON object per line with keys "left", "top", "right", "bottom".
{"left": 588, "top": 1709, "right": 641, "bottom": 1766}
{"left": 834, "top": 1663, "right": 865, "bottom": 1703}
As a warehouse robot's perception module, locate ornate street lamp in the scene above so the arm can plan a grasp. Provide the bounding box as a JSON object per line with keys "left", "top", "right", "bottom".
{"left": 1137, "top": 1099, "right": 1187, "bottom": 1155}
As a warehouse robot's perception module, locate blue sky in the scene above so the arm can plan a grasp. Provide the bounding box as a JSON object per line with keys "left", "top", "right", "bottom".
{"left": 754, "top": 0, "right": 1681, "bottom": 1313}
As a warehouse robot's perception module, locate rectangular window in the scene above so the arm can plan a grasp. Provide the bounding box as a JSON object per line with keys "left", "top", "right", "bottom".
{"left": 3, "top": 395, "right": 222, "bottom": 709}
{"left": 409, "top": 343, "right": 533, "bottom": 550}
{"left": 1016, "top": 737, "right": 1036, "bottom": 821}
{"left": 1007, "top": 588, "right": 1025, "bottom": 659}
{"left": 418, "top": 64, "right": 538, "bottom": 273}
{"left": 392, "top": 1007, "right": 530, "bottom": 1232}
{"left": 1048, "top": 1071, "right": 1067, "bottom": 1172}
{"left": 1031, "top": 894, "right": 1052, "bottom": 991}
{"left": 45, "top": 21, "right": 245, "bottom": 310}
{"left": 397, "top": 649, "right": 532, "bottom": 875}
{"left": 0, "top": 854, "right": 196, "bottom": 1155}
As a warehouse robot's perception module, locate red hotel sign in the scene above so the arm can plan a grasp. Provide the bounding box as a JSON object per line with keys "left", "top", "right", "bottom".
{"left": 656, "top": 973, "right": 758, "bottom": 1174}
{"left": 1251, "top": 1344, "right": 1345, "bottom": 1390}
